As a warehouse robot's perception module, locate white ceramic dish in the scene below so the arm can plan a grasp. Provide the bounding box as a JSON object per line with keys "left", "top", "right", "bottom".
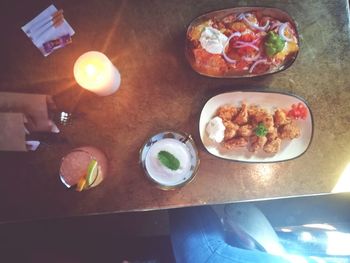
{"left": 199, "top": 91, "right": 313, "bottom": 163}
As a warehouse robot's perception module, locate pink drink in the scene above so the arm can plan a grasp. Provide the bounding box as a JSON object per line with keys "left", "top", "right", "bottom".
{"left": 59, "top": 146, "right": 108, "bottom": 189}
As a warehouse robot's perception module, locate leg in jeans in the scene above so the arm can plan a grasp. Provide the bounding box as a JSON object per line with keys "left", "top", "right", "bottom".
{"left": 169, "top": 205, "right": 290, "bottom": 263}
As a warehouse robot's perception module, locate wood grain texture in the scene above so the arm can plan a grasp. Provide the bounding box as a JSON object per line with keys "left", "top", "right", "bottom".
{"left": 0, "top": 0, "right": 349, "bottom": 222}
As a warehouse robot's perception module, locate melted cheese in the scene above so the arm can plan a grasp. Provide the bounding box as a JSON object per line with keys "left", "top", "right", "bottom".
{"left": 275, "top": 41, "right": 298, "bottom": 60}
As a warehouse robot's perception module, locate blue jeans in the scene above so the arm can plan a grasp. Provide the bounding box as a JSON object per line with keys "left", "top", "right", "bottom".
{"left": 169, "top": 206, "right": 291, "bottom": 263}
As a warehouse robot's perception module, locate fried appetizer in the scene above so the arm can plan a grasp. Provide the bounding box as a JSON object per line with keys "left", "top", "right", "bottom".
{"left": 234, "top": 103, "right": 248, "bottom": 125}
{"left": 250, "top": 135, "right": 268, "bottom": 152}
{"left": 223, "top": 121, "right": 240, "bottom": 140}
{"left": 224, "top": 137, "right": 249, "bottom": 149}
{"left": 237, "top": 124, "right": 253, "bottom": 137}
{"left": 264, "top": 137, "right": 282, "bottom": 154}
{"left": 217, "top": 106, "right": 238, "bottom": 121}
{"left": 208, "top": 102, "right": 306, "bottom": 155}
{"left": 274, "top": 109, "right": 291, "bottom": 127}
{"left": 279, "top": 123, "right": 301, "bottom": 139}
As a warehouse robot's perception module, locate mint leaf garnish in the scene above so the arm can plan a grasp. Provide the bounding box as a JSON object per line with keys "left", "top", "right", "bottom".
{"left": 158, "top": 151, "right": 180, "bottom": 171}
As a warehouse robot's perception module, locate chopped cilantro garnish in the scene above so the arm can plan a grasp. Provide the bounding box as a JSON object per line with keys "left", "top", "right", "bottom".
{"left": 265, "top": 31, "right": 286, "bottom": 57}
{"left": 255, "top": 123, "right": 268, "bottom": 137}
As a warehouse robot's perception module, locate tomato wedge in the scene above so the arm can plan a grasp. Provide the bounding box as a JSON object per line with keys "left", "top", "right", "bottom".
{"left": 287, "top": 103, "right": 308, "bottom": 120}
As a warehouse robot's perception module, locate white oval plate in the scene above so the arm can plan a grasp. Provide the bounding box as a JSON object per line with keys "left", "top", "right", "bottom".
{"left": 199, "top": 91, "right": 313, "bottom": 162}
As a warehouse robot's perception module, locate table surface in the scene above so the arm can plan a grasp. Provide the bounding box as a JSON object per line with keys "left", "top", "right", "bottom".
{"left": 1, "top": 0, "right": 350, "bottom": 223}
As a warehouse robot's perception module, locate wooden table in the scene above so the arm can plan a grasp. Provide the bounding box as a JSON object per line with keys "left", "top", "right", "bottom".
{"left": 1, "top": 0, "right": 350, "bottom": 223}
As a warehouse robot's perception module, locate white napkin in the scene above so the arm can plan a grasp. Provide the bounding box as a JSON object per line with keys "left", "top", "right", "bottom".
{"left": 22, "top": 4, "right": 75, "bottom": 56}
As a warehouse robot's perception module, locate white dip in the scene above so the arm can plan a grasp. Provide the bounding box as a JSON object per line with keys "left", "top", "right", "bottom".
{"left": 206, "top": 116, "right": 225, "bottom": 143}
{"left": 145, "top": 138, "right": 192, "bottom": 186}
{"left": 199, "top": 26, "right": 228, "bottom": 54}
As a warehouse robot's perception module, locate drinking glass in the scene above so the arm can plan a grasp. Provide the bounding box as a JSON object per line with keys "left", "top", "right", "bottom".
{"left": 59, "top": 146, "right": 108, "bottom": 190}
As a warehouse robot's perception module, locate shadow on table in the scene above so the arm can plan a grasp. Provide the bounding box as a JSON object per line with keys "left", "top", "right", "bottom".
{"left": 0, "top": 210, "right": 174, "bottom": 263}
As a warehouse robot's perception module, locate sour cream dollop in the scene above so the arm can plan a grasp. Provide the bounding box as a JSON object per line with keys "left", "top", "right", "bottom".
{"left": 206, "top": 116, "right": 225, "bottom": 143}
{"left": 145, "top": 138, "right": 192, "bottom": 186}
{"left": 199, "top": 26, "right": 228, "bottom": 54}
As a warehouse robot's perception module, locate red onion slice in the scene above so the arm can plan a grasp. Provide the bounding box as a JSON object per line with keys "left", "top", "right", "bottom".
{"left": 269, "top": 20, "right": 282, "bottom": 31}
{"left": 242, "top": 51, "right": 261, "bottom": 62}
{"left": 233, "top": 41, "right": 260, "bottom": 51}
{"left": 222, "top": 32, "right": 242, "bottom": 64}
{"left": 226, "top": 32, "right": 242, "bottom": 43}
{"left": 222, "top": 50, "right": 237, "bottom": 64}
{"left": 238, "top": 13, "right": 270, "bottom": 32}
{"left": 249, "top": 59, "right": 270, "bottom": 73}
{"left": 278, "top": 23, "right": 293, "bottom": 42}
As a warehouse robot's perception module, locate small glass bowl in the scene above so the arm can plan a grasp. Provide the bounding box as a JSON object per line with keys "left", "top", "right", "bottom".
{"left": 139, "top": 131, "right": 200, "bottom": 190}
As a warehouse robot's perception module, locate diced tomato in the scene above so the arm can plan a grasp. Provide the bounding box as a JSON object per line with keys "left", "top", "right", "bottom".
{"left": 225, "top": 49, "right": 240, "bottom": 61}
{"left": 240, "top": 34, "right": 255, "bottom": 42}
{"left": 228, "top": 36, "right": 241, "bottom": 46}
{"left": 230, "top": 22, "right": 247, "bottom": 32}
{"left": 193, "top": 48, "right": 228, "bottom": 75}
{"left": 251, "top": 62, "right": 270, "bottom": 74}
{"left": 237, "top": 46, "right": 256, "bottom": 56}
{"left": 287, "top": 103, "right": 308, "bottom": 120}
{"left": 236, "top": 59, "right": 249, "bottom": 70}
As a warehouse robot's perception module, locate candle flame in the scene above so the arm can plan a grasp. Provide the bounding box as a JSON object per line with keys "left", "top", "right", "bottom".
{"left": 85, "top": 64, "right": 96, "bottom": 77}
{"left": 75, "top": 58, "right": 108, "bottom": 88}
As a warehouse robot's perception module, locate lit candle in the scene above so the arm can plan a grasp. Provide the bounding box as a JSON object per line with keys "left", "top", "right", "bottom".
{"left": 73, "top": 51, "right": 121, "bottom": 96}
